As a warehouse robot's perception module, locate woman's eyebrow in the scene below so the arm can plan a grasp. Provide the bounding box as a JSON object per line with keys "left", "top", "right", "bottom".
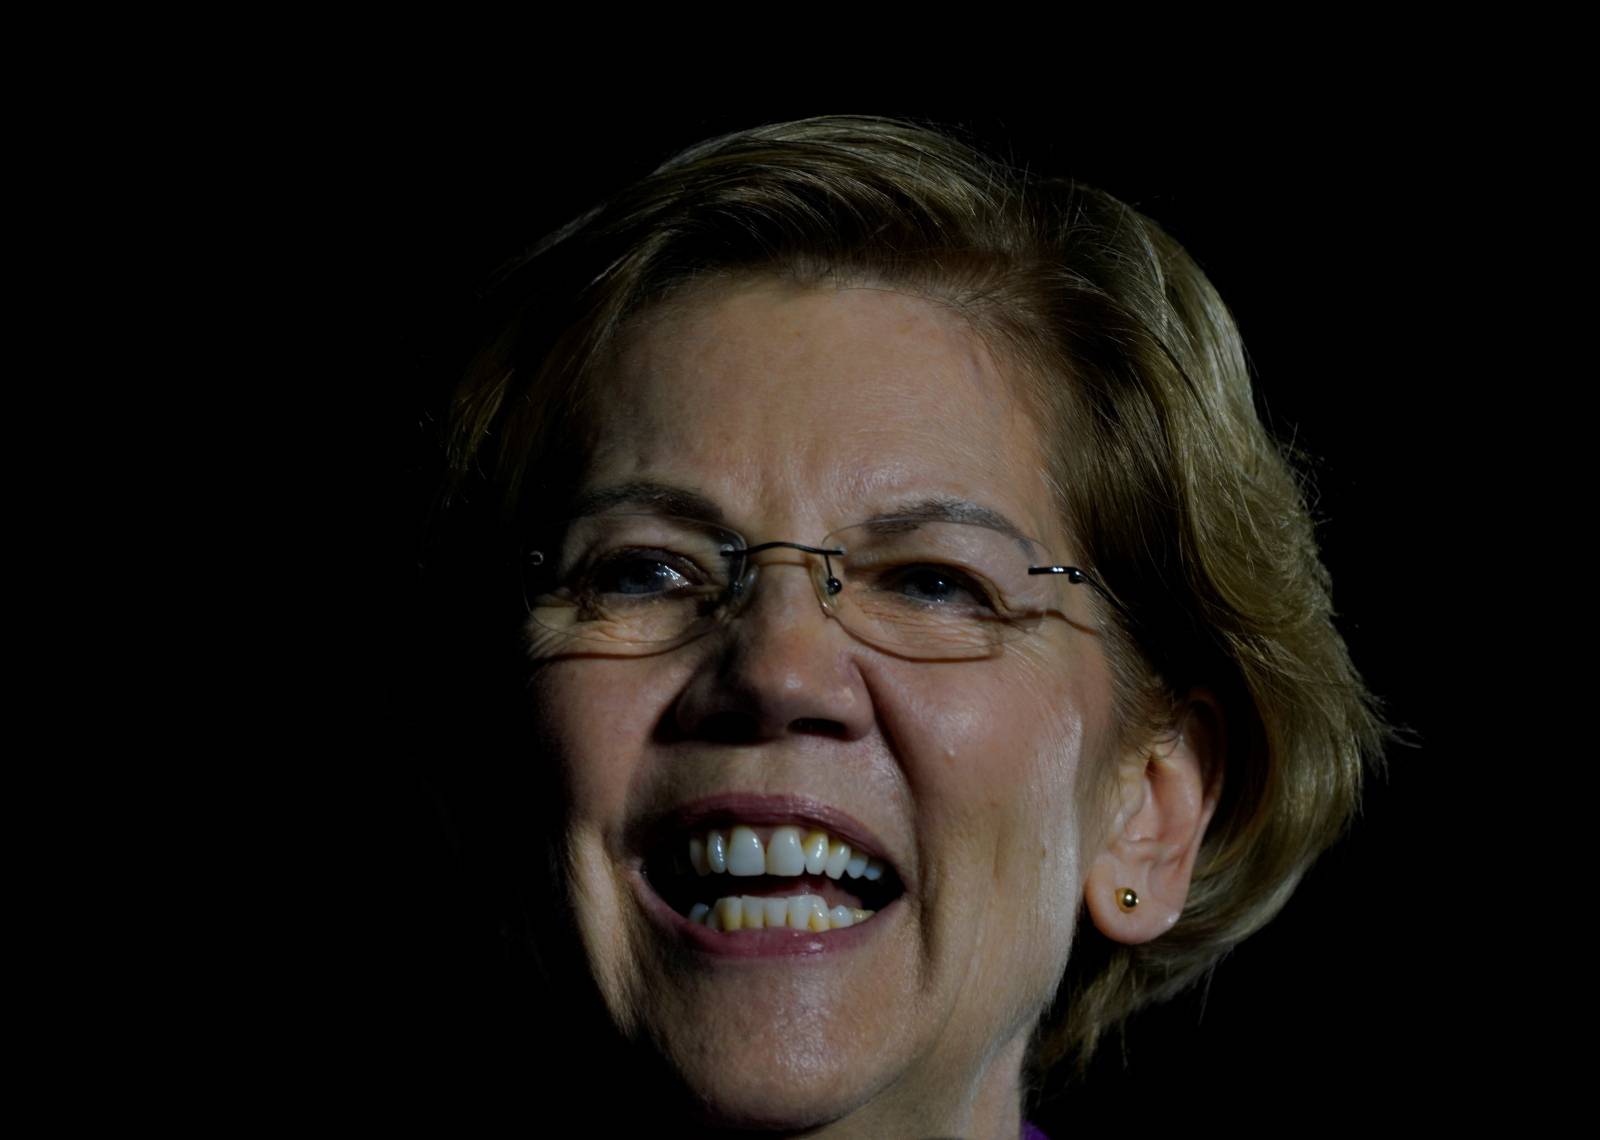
{"left": 866, "top": 497, "right": 1030, "bottom": 544}
{"left": 568, "top": 481, "right": 726, "bottom": 524}
{"left": 570, "top": 486, "right": 1031, "bottom": 544}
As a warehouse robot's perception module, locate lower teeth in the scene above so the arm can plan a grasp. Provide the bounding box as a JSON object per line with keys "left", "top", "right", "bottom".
{"left": 688, "top": 895, "right": 875, "bottom": 932}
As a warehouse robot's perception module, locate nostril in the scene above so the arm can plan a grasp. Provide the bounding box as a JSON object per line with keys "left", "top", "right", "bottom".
{"left": 686, "top": 713, "right": 847, "bottom": 742}
{"left": 789, "top": 717, "right": 849, "bottom": 738}
{"left": 696, "top": 709, "right": 762, "bottom": 744}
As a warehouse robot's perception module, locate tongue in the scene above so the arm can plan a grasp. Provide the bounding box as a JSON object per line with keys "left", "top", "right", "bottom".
{"left": 702, "top": 874, "right": 864, "bottom": 910}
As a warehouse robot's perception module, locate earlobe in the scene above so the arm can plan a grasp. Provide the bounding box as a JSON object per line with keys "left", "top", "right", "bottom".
{"left": 1084, "top": 695, "right": 1223, "bottom": 945}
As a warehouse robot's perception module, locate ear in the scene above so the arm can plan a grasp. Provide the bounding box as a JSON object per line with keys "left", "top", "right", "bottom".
{"left": 1084, "top": 693, "right": 1223, "bottom": 944}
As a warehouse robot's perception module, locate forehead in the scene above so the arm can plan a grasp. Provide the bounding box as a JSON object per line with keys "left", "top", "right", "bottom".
{"left": 584, "top": 279, "right": 1062, "bottom": 545}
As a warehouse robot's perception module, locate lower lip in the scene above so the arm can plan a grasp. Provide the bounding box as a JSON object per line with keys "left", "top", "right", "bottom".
{"left": 632, "top": 870, "right": 898, "bottom": 959}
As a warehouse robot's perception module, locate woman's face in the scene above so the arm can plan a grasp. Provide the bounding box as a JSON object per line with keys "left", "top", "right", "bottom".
{"left": 530, "top": 279, "right": 1121, "bottom": 1134}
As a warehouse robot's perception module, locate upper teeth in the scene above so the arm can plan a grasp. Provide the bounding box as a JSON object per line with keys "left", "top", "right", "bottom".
{"left": 687, "top": 825, "right": 887, "bottom": 881}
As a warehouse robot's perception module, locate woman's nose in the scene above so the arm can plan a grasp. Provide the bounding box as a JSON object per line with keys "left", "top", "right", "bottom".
{"left": 671, "top": 559, "right": 874, "bottom": 743}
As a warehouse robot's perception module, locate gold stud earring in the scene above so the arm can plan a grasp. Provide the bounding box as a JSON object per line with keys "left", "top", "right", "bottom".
{"left": 1116, "top": 887, "right": 1139, "bottom": 912}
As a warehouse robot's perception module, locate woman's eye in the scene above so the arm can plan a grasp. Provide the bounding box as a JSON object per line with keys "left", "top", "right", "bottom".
{"left": 882, "top": 565, "right": 994, "bottom": 608}
{"left": 587, "top": 551, "right": 699, "bottom": 596}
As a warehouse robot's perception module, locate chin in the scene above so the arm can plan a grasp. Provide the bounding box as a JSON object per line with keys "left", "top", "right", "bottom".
{"left": 654, "top": 1013, "right": 887, "bottom": 1132}
{"left": 599, "top": 949, "right": 913, "bottom": 1132}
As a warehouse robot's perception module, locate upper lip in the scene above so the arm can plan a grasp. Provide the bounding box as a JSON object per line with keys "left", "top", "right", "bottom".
{"left": 631, "top": 792, "right": 905, "bottom": 881}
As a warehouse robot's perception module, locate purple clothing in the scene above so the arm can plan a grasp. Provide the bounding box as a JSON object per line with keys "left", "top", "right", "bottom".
{"left": 1022, "top": 1123, "right": 1051, "bottom": 1140}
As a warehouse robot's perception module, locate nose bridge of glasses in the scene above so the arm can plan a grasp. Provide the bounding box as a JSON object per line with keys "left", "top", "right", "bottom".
{"left": 733, "top": 539, "right": 841, "bottom": 586}
{"left": 727, "top": 540, "right": 843, "bottom": 616}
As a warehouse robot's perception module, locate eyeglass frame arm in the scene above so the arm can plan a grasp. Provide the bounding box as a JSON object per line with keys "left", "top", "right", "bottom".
{"left": 1027, "top": 565, "right": 1133, "bottom": 626}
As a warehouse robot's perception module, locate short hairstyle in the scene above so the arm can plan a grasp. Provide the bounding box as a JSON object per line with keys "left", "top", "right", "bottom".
{"left": 443, "top": 116, "right": 1385, "bottom": 1075}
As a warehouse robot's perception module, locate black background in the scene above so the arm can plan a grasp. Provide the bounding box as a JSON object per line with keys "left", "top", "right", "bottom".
{"left": 377, "top": 107, "right": 1479, "bottom": 1127}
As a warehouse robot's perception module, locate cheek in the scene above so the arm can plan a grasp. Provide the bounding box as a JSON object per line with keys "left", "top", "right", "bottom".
{"left": 883, "top": 651, "right": 1098, "bottom": 841}
{"left": 530, "top": 661, "right": 674, "bottom": 1022}
{"left": 531, "top": 659, "right": 672, "bottom": 835}
{"left": 871, "top": 649, "right": 1108, "bottom": 976}
{"left": 985, "top": 673, "right": 1092, "bottom": 927}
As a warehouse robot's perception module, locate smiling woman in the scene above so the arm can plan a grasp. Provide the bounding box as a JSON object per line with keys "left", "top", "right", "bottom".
{"left": 421, "top": 117, "right": 1384, "bottom": 1137}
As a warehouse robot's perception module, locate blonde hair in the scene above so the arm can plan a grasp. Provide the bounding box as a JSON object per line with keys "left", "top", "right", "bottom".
{"left": 445, "top": 116, "right": 1384, "bottom": 1076}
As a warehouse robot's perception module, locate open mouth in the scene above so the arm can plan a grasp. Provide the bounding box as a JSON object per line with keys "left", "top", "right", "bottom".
{"left": 641, "top": 821, "right": 905, "bottom": 933}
